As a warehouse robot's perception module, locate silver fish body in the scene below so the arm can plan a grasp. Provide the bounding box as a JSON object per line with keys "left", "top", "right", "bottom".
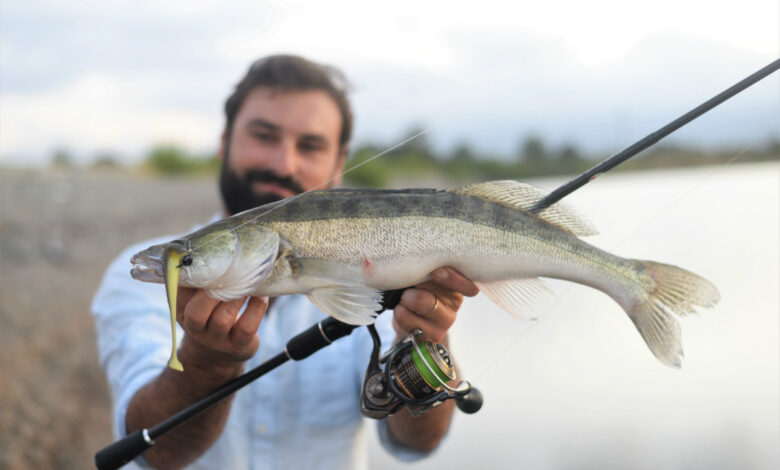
{"left": 132, "top": 181, "right": 720, "bottom": 369}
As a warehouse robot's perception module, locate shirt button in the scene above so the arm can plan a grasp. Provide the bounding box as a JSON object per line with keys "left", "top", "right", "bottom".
{"left": 256, "top": 424, "right": 268, "bottom": 436}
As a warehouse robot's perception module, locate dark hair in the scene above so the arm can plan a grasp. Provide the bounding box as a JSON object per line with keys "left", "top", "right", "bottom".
{"left": 224, "top": 55, "right": 353, "bottom": 148}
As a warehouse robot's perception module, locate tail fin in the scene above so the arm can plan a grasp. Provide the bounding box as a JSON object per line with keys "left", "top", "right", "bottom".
{"left": 628, "top": 260, "right": 720, "bottom": 368}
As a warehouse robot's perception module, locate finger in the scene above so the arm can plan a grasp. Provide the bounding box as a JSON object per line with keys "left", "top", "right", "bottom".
{"left": 182, "top": 290, "right": 220, "bottom": 332}
{"left": 393, "top": 303, "right": 445, "bottom": 342}
{"left": 401, "top": 287, "right": 457, "bottom": 330}
{"left": 206, "top": 297, "right": 246, "bottom": 337}
{"left": 417, "top": 282, "right": 463, "bottom": 316}
{"left": 175, "top": 287, "right": 197, "bottom": 327}
{"left": 400, "top": 288, "right": 438, "bottom": 319}
{"left": 431, "top": 267, "right": 480, "bottom": 297}
{"left": 229, "top": 296, "right": 268, "bottom": 347}
{"left": 176, "top": 287, "right": 197, "bottom": 316}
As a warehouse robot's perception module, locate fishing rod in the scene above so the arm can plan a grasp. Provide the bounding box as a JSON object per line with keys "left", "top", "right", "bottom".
{"left": 94, "top": 58, "right": 779, "bottom": 469}
{"left": 95, "top": 290, "right": 481, "bottom": 470}
{"left": 94, "top": 291, "right": 390, "bottom": 470}
{"left": 530, "top": 57, "right": 780, "bottom": 213}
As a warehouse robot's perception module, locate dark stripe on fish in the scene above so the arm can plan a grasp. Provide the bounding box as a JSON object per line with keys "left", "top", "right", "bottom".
{"left": 228, "top": 187, "right": 559, "bottom": 237}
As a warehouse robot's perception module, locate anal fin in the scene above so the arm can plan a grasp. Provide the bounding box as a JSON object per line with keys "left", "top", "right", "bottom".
{"left": 475, "top": 277, "right": 555, "bottom": 320}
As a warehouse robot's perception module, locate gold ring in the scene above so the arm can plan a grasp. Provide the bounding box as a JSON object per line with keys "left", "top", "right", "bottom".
{"left": 426, "top": 297, "right": 439, "bottom": 317}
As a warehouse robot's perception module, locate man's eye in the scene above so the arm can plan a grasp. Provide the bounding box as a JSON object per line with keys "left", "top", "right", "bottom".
{"left": 253, "top": 132, "right": 275, "bottom": 142}
{"left": 299, "top": 141, "right": 325, "bottom": 153}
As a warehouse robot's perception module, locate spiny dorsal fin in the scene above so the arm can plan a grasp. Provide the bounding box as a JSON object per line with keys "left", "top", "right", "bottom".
{"left": 449, "top": 180, "right": 598, "bottom": 236}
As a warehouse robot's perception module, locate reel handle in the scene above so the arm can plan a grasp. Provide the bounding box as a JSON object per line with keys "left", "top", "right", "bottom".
{"left": 455, "top": 386, "right": 483, "bottom": 414}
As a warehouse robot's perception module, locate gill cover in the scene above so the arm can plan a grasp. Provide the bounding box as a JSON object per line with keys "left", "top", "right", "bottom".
{"left": 194, "top": 224, "right": 280, "bottom": 301}
{"left": 159, "top": 225, "right": 280, "bottom": 372}
{"left": 163, "top": 244, "right": 185, "bottom": 371}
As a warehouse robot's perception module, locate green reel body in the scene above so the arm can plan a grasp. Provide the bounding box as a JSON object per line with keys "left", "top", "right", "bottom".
{"left": 361, "top": 327, "right": 482, "bottom": 419}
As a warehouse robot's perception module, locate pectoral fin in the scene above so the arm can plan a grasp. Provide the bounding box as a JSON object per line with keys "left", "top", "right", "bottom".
{"left": 307, "top": 285, "right": 382, "bottom": 325}
{"left": 296, "top": 258, "right": 382, "bottom": 325}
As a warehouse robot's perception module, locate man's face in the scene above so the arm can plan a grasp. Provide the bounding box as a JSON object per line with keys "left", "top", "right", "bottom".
{"left": 219, "top": 86, "right": 346, "bottom": 215}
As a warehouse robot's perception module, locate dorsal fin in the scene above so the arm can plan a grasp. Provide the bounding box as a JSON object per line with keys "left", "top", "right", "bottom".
{"left": 449, "top": 180, "right": 598, "bottom": 236}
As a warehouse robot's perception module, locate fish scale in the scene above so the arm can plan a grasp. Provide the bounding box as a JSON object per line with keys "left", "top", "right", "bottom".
{"left": 131, "top": 180, "right": 720, "bottom": 370}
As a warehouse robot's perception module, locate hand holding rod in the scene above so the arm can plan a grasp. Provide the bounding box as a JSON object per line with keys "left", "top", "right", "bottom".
{"left": 93, "top": 353, "right": 290, "bottom": 470}
{"left": 94, "top": 290, "right": 405, "bottom": 470}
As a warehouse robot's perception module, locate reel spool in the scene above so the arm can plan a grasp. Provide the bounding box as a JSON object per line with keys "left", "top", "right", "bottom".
{"left": 361, "top": 327, "right": 483, "bottom": 419}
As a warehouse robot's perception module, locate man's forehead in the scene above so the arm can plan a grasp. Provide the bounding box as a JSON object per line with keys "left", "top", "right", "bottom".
{"left": 236, "top": 86, "right": 342, "bottom": 140}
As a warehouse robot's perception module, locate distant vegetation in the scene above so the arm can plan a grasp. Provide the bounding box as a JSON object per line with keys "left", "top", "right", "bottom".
{"left": 48, "top": 133, "right": 779, "bottom": 185}
{"left": 143, "top": 145, "right": 220, "bottom": 175}
{"left": 50, "top": 148, "right": 75, "bottom": 170}
{"left": 341, "top": 130, "right": 779, "bottom": 187}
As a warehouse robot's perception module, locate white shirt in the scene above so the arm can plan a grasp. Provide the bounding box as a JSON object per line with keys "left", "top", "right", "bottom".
{"left": 92, "top": 235, "right": 429, "bottom": 469}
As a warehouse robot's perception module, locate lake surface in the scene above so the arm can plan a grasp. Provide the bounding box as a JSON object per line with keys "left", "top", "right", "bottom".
{"left": 367, "top": 162, "right": 780, "bottom": 469}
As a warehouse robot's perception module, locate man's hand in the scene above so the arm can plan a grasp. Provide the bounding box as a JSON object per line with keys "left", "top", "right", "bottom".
{"left": 386, "top": 266, "right": 479, "bottom": 453}
{"left": 175, "top": 288, "right": 268, "bottom": 370}
{"left": 392, "top": 267, "right": 479, "bottom": 342}
{"left": 125, "top": 289, "right": 268, "bottom": 469}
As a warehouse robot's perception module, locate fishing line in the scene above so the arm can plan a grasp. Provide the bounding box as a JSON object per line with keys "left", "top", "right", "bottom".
{"left": 472, "top": 318, "right": 538, "bottom": 382}
{"left": 472, "top": 145, "right": 754, "bottom": 382}
{"left": 610, "top": 145, "right": 752, "bottom": 252}
{"left": 464, "top": 57, "right": 780, "bottom": 380}
{"left": 191, "top": 127, "right": 434, "bottom": 251}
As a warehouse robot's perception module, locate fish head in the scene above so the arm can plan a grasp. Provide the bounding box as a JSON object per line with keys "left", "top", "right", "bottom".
{"left": 130, "top": 222, "right": 279, "bottom": 373}
{"left": 131, "top": 222, "right": 281, "bottom": 301}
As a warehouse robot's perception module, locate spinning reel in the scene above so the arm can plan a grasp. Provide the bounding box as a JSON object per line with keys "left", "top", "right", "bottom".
{"left": 360, "top": 325, "right": 483, "bottom": 419}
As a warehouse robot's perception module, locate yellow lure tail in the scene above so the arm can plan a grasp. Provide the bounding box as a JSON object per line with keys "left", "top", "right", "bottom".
{"left": 164, "top": 247, "right": 185, "bottom": 371}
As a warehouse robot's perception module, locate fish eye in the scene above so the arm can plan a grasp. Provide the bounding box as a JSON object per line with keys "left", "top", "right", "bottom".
{"left": 179, "top": 254, "right": 193, "bottom": 268}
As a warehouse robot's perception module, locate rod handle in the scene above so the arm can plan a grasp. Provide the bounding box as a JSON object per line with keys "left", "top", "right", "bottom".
{"left": 285, "top": 317, "right": 359, "bottom": 360}
{"left": 94, "top": 429, "right": 153, "bottom": 470}
{"left": 285, "top": 288, "right": 406, "bottom": 361}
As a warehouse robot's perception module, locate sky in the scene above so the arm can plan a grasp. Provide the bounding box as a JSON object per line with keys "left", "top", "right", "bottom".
{"left": 1, "top": 0, "right": 778, "bottom": 167}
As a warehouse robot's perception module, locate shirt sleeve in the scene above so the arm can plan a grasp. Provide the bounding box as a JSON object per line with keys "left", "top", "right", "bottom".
{"left": 91, "top": 241, "right": 183, "bottom": 468}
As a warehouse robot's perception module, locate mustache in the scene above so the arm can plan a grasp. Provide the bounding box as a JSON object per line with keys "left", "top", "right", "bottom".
{"left": 244, "top": 169, "right": 305, "bottom": 195}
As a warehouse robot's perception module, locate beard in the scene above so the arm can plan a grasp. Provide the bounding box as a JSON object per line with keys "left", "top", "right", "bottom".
{"left": 219, "top": 161, "right": 306, "bottom": 216}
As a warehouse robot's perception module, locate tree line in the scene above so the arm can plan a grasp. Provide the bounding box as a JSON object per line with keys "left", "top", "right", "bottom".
{"left": 50, "top": 132, "right": 779, "bottom": 186}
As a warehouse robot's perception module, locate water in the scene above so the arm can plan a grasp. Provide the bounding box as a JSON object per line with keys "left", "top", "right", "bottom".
{"left": 367, "top": 162, "right": 780, "bottom": 469}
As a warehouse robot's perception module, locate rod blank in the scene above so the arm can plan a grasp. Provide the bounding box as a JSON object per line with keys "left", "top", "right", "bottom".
{"left": 530, "top": 58, "right": 780, "bottom": 213}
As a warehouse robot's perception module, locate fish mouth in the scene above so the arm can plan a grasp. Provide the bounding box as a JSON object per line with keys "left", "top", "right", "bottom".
{"left": 130, "top": 244, "right": 165, "bottom": 283}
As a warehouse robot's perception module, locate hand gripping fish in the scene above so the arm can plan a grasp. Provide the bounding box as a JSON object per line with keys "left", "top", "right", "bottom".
{"left": 131, "top": 181, "right": 719, "bottom": 371}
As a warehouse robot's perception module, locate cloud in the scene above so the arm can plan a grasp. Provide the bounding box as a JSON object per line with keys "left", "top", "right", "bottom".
{"left": 1, "top": 0, "right": 777, "bottom": 166}
{"left": 1, "top": 73, "right": 221, "bottom": 165}
{"left": 349, "top": 27, "right": 778, "bottom": 154}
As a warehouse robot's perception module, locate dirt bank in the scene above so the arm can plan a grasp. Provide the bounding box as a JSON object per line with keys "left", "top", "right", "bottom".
{"left": 0, "top": 169, "right": 219, "bottom": 469}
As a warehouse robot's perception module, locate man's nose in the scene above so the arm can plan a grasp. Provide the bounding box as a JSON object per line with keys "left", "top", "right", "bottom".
{"left": 266, "top": 139, "right": 297, "bottom": 176}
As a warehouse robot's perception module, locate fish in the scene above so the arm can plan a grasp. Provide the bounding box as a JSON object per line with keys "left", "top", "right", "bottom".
{"left": 131, "top": 180, "right": 720, "bottom": 371}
